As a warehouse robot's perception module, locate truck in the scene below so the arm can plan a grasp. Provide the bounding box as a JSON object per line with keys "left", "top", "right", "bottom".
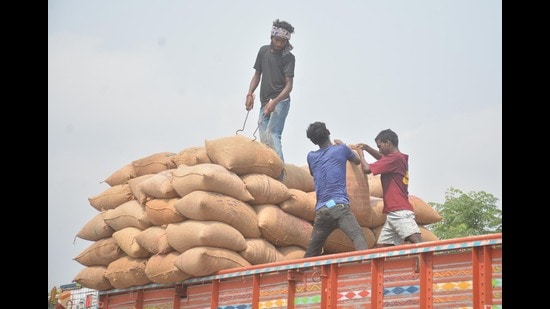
{"left": 96, "top": 232, "right": 502, "bottom": 308}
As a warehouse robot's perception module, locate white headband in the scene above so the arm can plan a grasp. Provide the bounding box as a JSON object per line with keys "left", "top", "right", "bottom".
{"left": 271, "top": 26, "right": 291, "bottom": 40}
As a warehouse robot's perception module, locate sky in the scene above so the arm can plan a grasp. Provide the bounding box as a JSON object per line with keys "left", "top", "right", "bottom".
{"left": 48, "top": 0, "right": 502, "bottom": 290}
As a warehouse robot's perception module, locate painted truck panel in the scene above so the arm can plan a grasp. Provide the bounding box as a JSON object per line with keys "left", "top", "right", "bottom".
{"left": 98, "top": 233, "right": 502, "bottom": 309}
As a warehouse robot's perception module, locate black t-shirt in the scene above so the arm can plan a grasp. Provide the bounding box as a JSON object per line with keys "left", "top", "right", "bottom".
{"left": 253, "top": 44, "right": 295, "bottom": 104}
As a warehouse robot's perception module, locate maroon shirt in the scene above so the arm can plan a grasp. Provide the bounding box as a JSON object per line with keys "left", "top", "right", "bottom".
{"left": 369, "top": 152, "right": 413, "bottom": 213}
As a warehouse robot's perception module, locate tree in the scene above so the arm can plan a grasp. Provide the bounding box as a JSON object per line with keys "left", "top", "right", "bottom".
{"left": 428, "top": 187, "right": 501, "bottom": 239}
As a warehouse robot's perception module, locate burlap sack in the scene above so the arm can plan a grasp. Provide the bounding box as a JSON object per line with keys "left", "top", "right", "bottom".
{"left": 279, "top": 163, "right": 315, "bottom": 192}
{"left": 413, "top": 225, "right": 439, "bottom": 242}
{"left": 277, "top": 245, "right": 306, "bottom": 261}
{"left": 173, "top": 190, "right": 260, "bottom": 238}
{"left": 112, "top": 227, "right": 152, "bottom": 258}
{"left": 88, "top": 184, "right": 133, "bottom": 211}
{"left": 135, "top": 226, "right": 174, "bottom": 255}
{"left": 145, "top": 252, "right": 192, "bottom": 284}
{"left": 166, "top": 220, "right": 247, "bottom": 253}
{"left": 103, "top": 163, "right": 137, "bottom": 187}
{"left": 205, "top": 135, "right": 283, "bottom": 178}
{"left": 172, "top": 146, "right": 211, "bottom": 167}
{"left": 239, "top": 238, "right": 284, "bottom": 265}
{"left": 279, "top": 189, "right": 316, "bottom": 222}
{"left": 73, "top": 266, "right": 114, "bottom": 291}
{"left": 74, "top": 237, "right": 125, "bottom": 267}
{"left": 174, "top": 246, "right": 251, "bottom": 277}
{"left": 363, "top": 197, "right": 386, "bottom": 228}
{"left": 409, "top": 195, "right": 442, "bottom": 224}
{"left": 323, "top": 227, "right": 377, "bottom": 254}
{"left": 76, "top": 211, "right": 114, "bottom": 241}
{"left": 367, "top": 173, "right": 383, "bottom": 198}
{"left": 105, "top": 256, "right": 151, "bottom": 289}
{"left": 241, "top": 173, "right": 291, "bottom": 205}
{"left": 139, "top": 169, "right": 179, "bottom": 200}
{"left": 172, "top": 163, "right": 253, "bottom": 201}
{"left": 127, "top": 174, "right": 154, "bottom": 204}
{"left": 255, "top": 204, "right": 312, "bottom": 249}
{"left": 144, "top": 198, "right": 185, "bottom": 226}
{"left": 103, "top": 200, "right": 151, "bottom": 231}
{"left": 346, "top": 152, "right": 372, "bottom": 227}
{"left": 131, "top": 152, "right": 177, "bottom": 176}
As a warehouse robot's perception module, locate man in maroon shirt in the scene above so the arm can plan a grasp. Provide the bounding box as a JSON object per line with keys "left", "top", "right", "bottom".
{"left": 355, "top": 129, "right": 423, "bottom": 247}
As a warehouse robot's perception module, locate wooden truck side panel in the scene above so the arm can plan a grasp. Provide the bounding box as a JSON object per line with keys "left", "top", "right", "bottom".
{"left": 98, "top": 233, "right": 502, "bottom": 308}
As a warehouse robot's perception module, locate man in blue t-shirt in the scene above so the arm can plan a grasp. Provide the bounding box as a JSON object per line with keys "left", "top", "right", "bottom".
{"left": 303, "top": 121, "right": 368, "bottom": 258}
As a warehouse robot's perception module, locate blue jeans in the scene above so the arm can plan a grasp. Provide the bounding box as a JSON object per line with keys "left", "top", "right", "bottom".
{"left": 258, "top": 98, "right": 290, "bottom": 162}
{"left": 304, "top": 204, "right": 368, "bottom": 258}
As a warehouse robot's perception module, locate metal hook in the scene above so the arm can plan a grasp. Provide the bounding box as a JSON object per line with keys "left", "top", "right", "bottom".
{"left": 236, "top": 110, "right": 250, "bottom": 135}
{"left": 236, "top": 110, "right": 259, "bottom": 141}
{"left": 252, "top": 124, "right": 259, "bottom": 141}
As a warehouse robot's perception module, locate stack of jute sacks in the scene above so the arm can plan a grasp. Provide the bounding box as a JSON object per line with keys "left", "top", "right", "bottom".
{"left": 72, "top": 135, "right": 442, "bottom": 290}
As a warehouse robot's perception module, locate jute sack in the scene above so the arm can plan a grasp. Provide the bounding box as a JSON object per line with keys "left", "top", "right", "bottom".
{"left": 135, "top": 226, "right": 174, "bottom": 255}
{"left": 279, "top": 189, "right": 316, "bottom": 222}
{"left": 367, "top": 173, "right": 383, "bottom": 198}
{"left": 403, "top": 225, "right": 439, "bottom": 242}
{"left": 409, "top": 195, "right": 442, "bottom": 224}
{"left": 144, "top": 198, "right": 186, "bottom": 226}
{"left": 144, "top": 252, "right": 192, "bottom": 284}
{"left": 205, "top": 135, "right": 283, "bottom": 178}
{"left": 139, "top": 169, "right": 179, "bottom": 200}
{"left": 112, "top": 227, "right": 152, "bottom": 258}
{"left": 127, "top": 174, "right": 154, "bottom": 204}
{"left": 255, "top": 204, "right": 312, "bottom": 249}
{"left": 241, "top": 173, "right": 291, "bottom": 205}
{"left": 104, "top": 163, "right": 137, "bottom": 187}
{"left": 323, "top": 227, "right": 377, "bottom": 254}
{"left": 172, "top": 163, "right": 253, "bottom": 201}
{"left": 277, "top": 245, "right": 306, "bottom": 261}
{"left": 105, "top": 256, "right": 151, "bottom": 289}
{"left": 174, "top": 246, "right": 251, "bottom": 277}
{"left": 74, "top": 237, "right": 125, "bottom": 267}
{"left": 174, "top": 190, "right": 260, "bottom": 238}
{"left": 172, "top": 146, "right": 211, "bottom": 166}
{"left": 364, "top": 197, "right": 387, "bottom": 228}
{"left": 103, "top": 200, "right": 151, "bottom": 231}
{"left": 166, "top": 220, "right": 247, "bottom": 253}
{"left": 239, "top": 238, "right": 284, "bottom": 265}
{"left": 88, "top": 184, "right": 133, "bottom": 211}
{"left": 76, "top": 211, "right": 115, "bottom": 241}
{"left": 279, "top": 163, "right": 315, "bottom": 192}
{"left": 73, "top": 266, "right": 114, "bottom": 291}
{"left": 346, "top": 152, "right": 372, "bottom": 227}
{"left": 131, "top": 152, "right": 177, "bottom": 176}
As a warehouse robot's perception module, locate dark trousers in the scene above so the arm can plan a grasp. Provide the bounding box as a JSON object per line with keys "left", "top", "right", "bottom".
{"left": 304, "top": 204, "right": 368, "bottom": 258}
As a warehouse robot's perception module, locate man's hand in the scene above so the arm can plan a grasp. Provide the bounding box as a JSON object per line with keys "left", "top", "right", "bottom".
{"left": 263, "top": 98, "right": 275, "bottom": 116}
{"left": 245, "top": 94, "right": 255, "bottom": 111}
{"left": 355, "top": 143, "right": 367, "bottom": 151}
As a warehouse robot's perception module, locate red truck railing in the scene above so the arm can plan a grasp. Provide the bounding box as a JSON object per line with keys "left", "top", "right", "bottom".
{"left": 98, "top": 233, "right": 502, "bottom": 308}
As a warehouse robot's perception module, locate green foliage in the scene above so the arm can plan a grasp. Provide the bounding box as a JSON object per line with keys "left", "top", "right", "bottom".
{"left": 427, "top": 187, "right": 501, "bottom": 239}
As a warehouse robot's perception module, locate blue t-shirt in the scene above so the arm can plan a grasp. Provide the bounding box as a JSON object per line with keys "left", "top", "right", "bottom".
{"left": 307, "top": 144, "right": 356, "bottom": 210}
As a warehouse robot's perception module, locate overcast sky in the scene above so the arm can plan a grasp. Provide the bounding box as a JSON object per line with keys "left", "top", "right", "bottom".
{"left": 48, "top": 0, "right": 502, "bottom": 290}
